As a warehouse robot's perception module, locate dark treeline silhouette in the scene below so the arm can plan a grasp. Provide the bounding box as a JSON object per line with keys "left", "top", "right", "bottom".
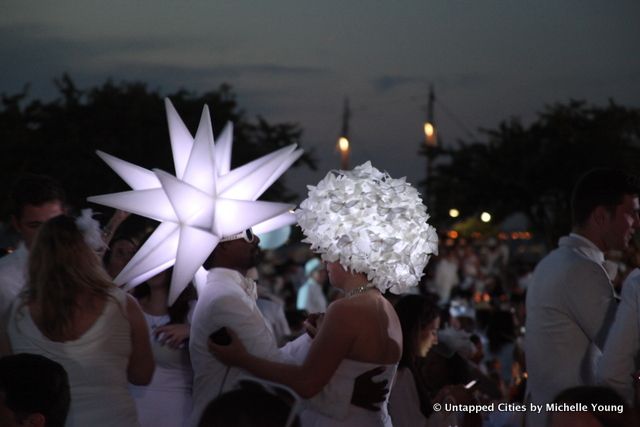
{"left": 0, "top": 74, "right": 317, "bottom": 220}
{"left": 421, "top": 100, "right": 640, "bottom": 247}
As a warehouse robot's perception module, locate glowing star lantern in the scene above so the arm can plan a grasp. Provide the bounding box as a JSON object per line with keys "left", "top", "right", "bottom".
{"left": 89, "top": 98, "right": 302, "bottom": 304}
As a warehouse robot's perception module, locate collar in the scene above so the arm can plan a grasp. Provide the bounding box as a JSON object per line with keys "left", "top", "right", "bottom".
{"left": 564, "top": 233, "right": 618, "bottom": 284}
{"left": 566, "top": 233, "right": 605, "bottom": 264}
{"left": 208, "top": 267, "right": 257, "bottom": 300}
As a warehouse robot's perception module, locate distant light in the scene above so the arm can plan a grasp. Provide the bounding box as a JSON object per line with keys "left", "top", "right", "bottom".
{"left": 338, "top": 137, "right": 350, "bottom": 152}
{"left": 480, "top": 212, "right": 491, "bottom": 223}
{"left": 424, "top": 122, "right": 436, "bottom": 146}
{"left": 449, "top": 208, "right": 460, "bottom": 218}
{"left": 447, "top": 230, "right": 459, "bottom": 239}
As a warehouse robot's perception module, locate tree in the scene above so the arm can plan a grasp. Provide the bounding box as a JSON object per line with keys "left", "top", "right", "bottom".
{"left": 0, "top": 75, "right": 316, "bottom": 219}
{"left": 424, "top": 100, "right": 640, "bottom": 247}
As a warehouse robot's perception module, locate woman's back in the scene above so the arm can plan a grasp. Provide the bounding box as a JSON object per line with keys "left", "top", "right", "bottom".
{"left": 337, "top": 290, "right": 402, "bottom": 365}
{"left": 9, "top": 287, "right": 140, "bottom": 427}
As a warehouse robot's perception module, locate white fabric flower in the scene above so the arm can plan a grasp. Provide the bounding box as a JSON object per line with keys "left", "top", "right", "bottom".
{"left": 75, "top": 209, "right": 108, "bottom": 253}
{"left": 296, "top": 161, "right": 438, "bottom": 293}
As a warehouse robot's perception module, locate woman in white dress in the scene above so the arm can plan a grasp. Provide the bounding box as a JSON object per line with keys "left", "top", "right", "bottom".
{"left": 8, "top": 214, "right": 154, "bottom": 427}
{"left": 210, "top": 162, "right": 438, "bottom": 426}
{"left": 130, "top": 268, "right": 196, "bottom": 427}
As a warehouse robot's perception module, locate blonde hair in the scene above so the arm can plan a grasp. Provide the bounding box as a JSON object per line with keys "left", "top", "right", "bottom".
{"left": 26, "top": 215, "right": 115, "bottom": 339}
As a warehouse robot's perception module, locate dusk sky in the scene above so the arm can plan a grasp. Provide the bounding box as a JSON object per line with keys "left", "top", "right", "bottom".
{"left": 2, "top": 1, "right": 639, "bottom": 201}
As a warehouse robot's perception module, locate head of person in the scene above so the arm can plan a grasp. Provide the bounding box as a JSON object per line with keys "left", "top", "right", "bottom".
{"left": 571, "top": 168, "right": 640, "bottom": 252}
{"left": 103, "top": 235, "right": 139, "bottom": 279}
{"left": 27, "top": 215, "right": 114, "bottom": 339}
{"left": 9, "top": 174, "right": 66, "bottom": 249}
{"left": 304, "top": 257, "right": 327, "bottom": 285}
{"left": 394, "top": 294, "right": 441, "bottom": 366}
{"left": 0, "top": 353, "right": 70, "bottom": 427}
{"left": 203, "top": 228, "right": 260, "bottom": 275}
{"left": 198, "top": 379, "right": 300, "bottom": 427}
{"left": 296, "top": 162, "right": 438, "bottom": 294}
{"left": 548, "top": 385, "right": 629, "bottom": 427}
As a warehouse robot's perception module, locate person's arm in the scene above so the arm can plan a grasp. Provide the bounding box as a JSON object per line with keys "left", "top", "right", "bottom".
{"left": 598, "top": 273, "right": 640, "bottom": 405}
{"left": 211, "top": 300, "right": 356, "bottom": 398}
{"left": 101, "top": 209, "right": 130, "bottom": 245}
{"left": 125, "top": 294, "right": 155, "bottom": 385}
{"left": 565, "top": 261, "right": 617, "bottom": 350}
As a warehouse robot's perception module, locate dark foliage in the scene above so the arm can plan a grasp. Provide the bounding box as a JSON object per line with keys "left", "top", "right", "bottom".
{"left": 0, "top": 74, "right": 316, "bottom": 220}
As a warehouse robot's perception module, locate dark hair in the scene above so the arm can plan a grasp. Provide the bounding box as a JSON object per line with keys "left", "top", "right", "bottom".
{"left": 571, "top": 168, "right": 640, "bottom": 228}
{"left": 198, "top": 380, "right": 300, "bottom": 427}
{"left": 10, "top": 174, "right": 66, "bottom": 219}
{"left": 552, "top": 385, "right": 628, "bottom": 427}
{"left": 0, "top": 353, "right": 70, "bottom": 427}
{"left": 394, "top": 293, "right": 440, "bottom": 418}
{"left": 395, "top": 294, "right": 440, "bottom": 368}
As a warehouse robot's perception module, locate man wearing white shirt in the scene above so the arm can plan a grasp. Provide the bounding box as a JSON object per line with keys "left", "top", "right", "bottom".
{"left": 190, "top": 229, "right": 385, "bottom": 426}
{"left": 598, "top": 268, "right": 640, "bottom": 405}
{"left": 0, "top": 175, "right": 65, "bottom": 324}
{"left": 525, "top": 168, "right": 640, "bottom": 425}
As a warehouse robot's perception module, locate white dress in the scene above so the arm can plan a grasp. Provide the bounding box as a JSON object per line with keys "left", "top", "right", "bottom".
{"left": 299, "top": 359, "right": 397, "bottom": 427}
{"left": 130, "top": 313, "right": 193, "bottom": 427}
{"left": 8, "top": 287, "right": 139, "bottom": 427}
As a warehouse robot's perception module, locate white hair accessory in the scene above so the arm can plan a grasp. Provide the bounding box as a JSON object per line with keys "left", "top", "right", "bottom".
{"left": 75, "top": 209, "right": 108, "bottom": 253}
{"left": 296, "top": 161, "right": 438, "bottom": 294}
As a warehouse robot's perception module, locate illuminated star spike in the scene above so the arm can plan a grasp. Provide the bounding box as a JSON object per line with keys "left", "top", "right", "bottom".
{"left": 89, "top": 98, "right": 302, "bottom": 304}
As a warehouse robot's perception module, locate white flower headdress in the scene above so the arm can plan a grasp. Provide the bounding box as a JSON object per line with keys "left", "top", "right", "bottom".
{"left": 296, "top": 161, "right": 438, "bottom": 294}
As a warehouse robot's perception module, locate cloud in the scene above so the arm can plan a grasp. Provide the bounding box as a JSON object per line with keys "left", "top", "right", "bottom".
{"left": 371, "top": 72, "right": 492, "bottom": 94}
{"left": 0, "top": 22, "right": 331, "bottom": 101}
{"left": 372, "top": 75, "right": 426, "bottom": 92}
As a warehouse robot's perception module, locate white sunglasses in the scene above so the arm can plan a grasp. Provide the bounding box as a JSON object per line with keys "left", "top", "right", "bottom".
{"left": 220, "top": 228, "right": 255, "bottom": 243}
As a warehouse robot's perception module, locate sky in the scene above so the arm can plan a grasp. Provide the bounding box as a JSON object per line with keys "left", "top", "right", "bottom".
{"left": 2, "top": 0, "right": 639, "bottom": 202}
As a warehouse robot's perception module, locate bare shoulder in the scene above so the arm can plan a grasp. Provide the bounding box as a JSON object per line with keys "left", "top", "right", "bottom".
{"left": 325, "top": 293, "right": 382, "bottom": 325}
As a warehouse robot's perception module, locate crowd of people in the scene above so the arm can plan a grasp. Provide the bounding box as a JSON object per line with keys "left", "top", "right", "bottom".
{"left": 1, "top": 165, "right": 640, "bottom": 427}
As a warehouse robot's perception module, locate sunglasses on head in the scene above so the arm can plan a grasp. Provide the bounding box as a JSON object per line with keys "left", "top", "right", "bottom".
{"left": 220, "top": 228, "right": 255, "bottom": 243}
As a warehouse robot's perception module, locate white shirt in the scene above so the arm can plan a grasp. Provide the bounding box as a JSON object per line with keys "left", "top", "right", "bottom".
{"left": 0, "top": 243, "right": 28, "bottom": 324}
{"left": 598, "top": 268, "right": 640, "bottom": 405}
{"left": 525, "top": 234, "right": 617, "bottom": 416}
{"left": 189, "top": 268, "right": 350, "bottom": 426}
{"left": 296, "top": 278, "right": 327, "bottom": 313}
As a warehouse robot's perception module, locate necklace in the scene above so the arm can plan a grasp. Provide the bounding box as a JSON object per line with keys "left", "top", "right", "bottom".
{"left": 345, "top": 283, "right": 377, "bottom": 298}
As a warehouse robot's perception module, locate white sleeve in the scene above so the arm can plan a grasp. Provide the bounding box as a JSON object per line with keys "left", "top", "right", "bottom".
{"left": 598, "top": 271, "right": 640, "bottom": 405}
{"left": 280, "top": 334, "right": 353, "bottom": 419}
{"left": 564, "top": 261, "right": 617, "bottom": 350}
